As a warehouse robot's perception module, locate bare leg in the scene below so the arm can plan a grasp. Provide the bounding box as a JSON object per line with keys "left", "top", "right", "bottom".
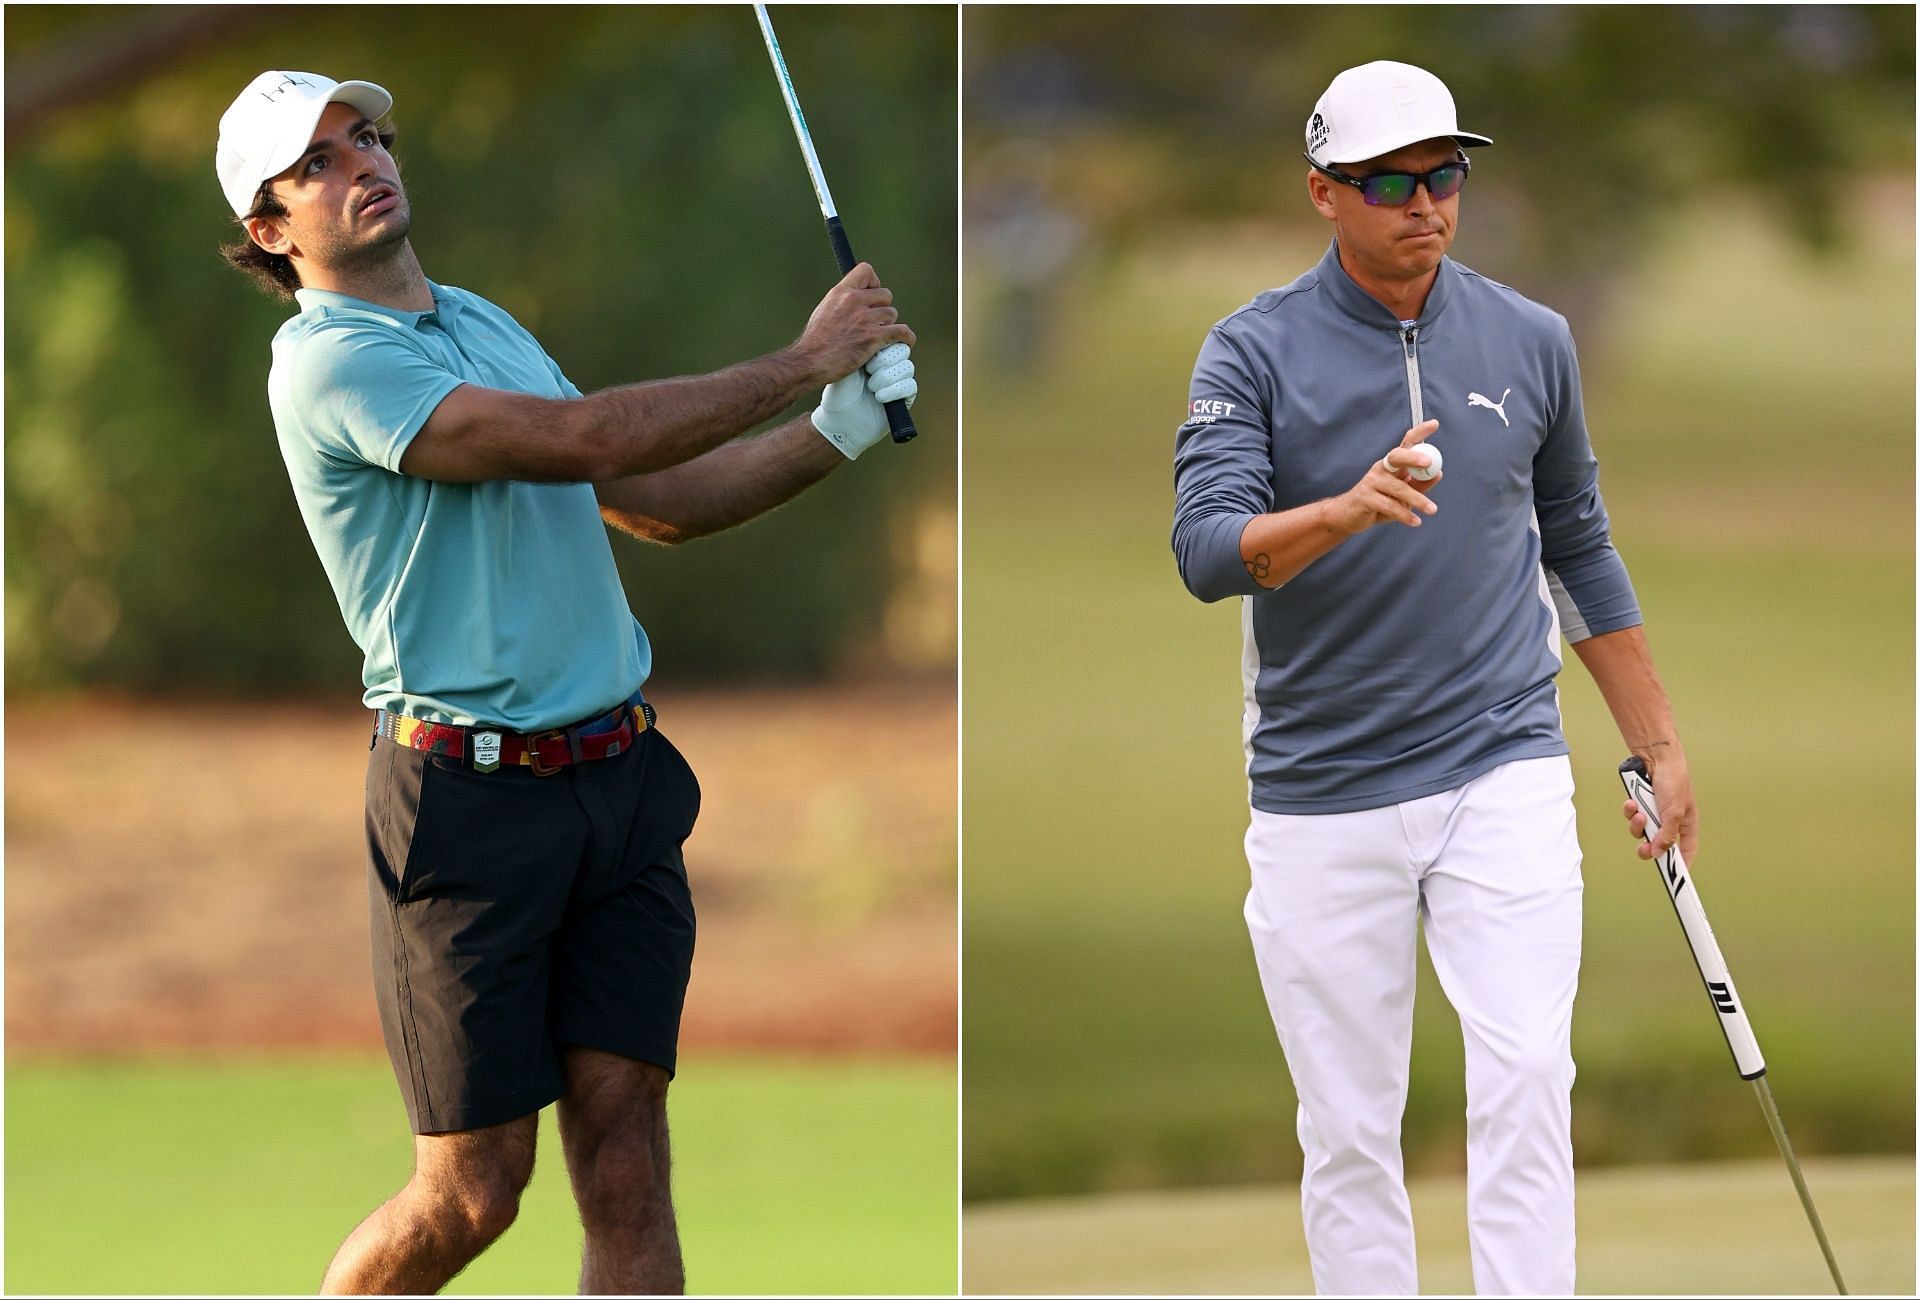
{"left": 322, "top": 1115, "right": 539, "bottom": 1295}
{"left": 557, "top": 1047, "right": 682, "bottom": 1295}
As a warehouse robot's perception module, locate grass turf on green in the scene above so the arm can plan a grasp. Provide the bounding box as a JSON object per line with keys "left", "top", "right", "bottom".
{"left": 961, "top": 208, "right": 1915, "bottom": 1199}
{"left": 962, "top": 1155, "right": 1914, "bottom": 1294}
{"left": 5, "top": 1053, "right": 956, "bottom": 1295}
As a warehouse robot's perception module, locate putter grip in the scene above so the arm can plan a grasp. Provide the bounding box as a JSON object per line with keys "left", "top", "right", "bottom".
{"left": 1618, "top": 757, "right": 1767, "bottom": 1080}
{"left": 823, "top": 217, "right": 917, "bottom": 444}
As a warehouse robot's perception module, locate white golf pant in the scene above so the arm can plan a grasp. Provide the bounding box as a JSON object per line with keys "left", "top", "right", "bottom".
{"left": 1244, "top": 754, "right": 1582, "bottom": 1297}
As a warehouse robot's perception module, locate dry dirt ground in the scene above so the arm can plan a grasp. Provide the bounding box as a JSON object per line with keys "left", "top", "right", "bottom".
{"left": 6, "top": 680, "right": 955, "bottom": 1055}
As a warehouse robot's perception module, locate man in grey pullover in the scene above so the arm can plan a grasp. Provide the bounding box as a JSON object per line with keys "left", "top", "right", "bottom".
{"left": 1172, "top": 61, "right": 1698, "bottom": 1295}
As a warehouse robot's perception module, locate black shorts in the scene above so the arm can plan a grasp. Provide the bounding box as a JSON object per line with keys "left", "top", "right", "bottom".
{"left": 364, "top": 723, "right": 700, "bottom": 1134}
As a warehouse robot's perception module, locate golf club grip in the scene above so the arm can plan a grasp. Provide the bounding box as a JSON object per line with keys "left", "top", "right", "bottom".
{"left": 825, "top": 215, "right": 857, "bottom": 274}
{"left": 823, "top": 217, "right": 917, "bottom": 444}
{"left": 1618, "top": 757, "right": 1767, "bottom": 1080}
{"left": 884, "top": 398, "right": 916, "bottom": 443}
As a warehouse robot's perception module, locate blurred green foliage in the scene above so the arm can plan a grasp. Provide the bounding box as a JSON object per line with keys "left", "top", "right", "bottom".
{"left": 965, "top": 4, "right": 1914, "bottom": 324}
{"left": 5, "top": 5, "right": 955, "bottom": 691}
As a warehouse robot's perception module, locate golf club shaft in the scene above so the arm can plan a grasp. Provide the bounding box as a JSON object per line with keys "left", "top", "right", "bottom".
{"left": 1753, "top": 1075, "right": 1848, "bottom": 1294}
{"left": 753, "top": 3, "right": 916, "bottom": 444}
{"left": 1618, "top": 757, "right": 1847, "bottom": 1294}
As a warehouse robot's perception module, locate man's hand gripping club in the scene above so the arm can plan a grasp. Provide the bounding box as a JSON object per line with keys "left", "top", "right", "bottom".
{"left": 798, "top": 262, "right": 918, "bottom": 460}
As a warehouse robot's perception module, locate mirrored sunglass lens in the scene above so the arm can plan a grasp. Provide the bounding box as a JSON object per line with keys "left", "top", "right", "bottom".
{"left": 1363, "top": 174, "right": 1414, "bottom": 206}
{"left": 1429, "top": 165, "right": 1467, "bottom": 199}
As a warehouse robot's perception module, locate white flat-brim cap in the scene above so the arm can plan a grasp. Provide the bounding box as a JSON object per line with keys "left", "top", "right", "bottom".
{"left": 1305, "top": 61, "right": 1491, "bottom": 166}
{"left": 216, "top": 70, "right": 393, "bottom": 216}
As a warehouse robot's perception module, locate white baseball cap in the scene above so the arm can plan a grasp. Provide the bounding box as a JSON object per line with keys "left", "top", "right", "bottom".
{"left": 216, "top": 70, "right": 393, "bottom": 216}
{"left": 1304, "top": 61, "right": 1491, "bottom": 166}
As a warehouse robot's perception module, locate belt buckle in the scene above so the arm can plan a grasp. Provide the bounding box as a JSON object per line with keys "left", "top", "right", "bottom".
{"left": 526, "top": 728, "right": 567, "bottom": 777}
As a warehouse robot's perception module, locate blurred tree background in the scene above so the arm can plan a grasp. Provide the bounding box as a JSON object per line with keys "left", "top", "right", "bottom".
{"left": 6, "top": 4, "right": 956, "bottom": 693}
{"left": 961, "top": 2, "right": 1916, "bottom": 1218}
{"left": 966, "top": 3, "right": 1913, "bottom": 361}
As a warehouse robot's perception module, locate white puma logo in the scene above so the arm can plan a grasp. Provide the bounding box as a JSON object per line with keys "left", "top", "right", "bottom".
{"left": 1467, "top": 388, "right": 1511, "bottom": 426}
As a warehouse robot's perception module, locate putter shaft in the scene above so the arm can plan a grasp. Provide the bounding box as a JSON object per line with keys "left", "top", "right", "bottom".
{"left": 1619, "top": 757, "right": 1847, "bottom": 1295}
{"left": 1753, "top": 1076, "right": 1848, "bottom": 1294}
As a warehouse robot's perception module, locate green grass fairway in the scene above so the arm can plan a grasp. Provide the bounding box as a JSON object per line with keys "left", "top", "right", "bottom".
{"left": 6, "top": 1053, "right": 956, "bottom": 1295}
{"left": 963, "top": 1155, "right": 1912, "bottom": 1295}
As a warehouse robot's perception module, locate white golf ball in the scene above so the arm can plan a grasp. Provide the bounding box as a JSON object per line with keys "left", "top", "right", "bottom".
{"left": 1406, "top": 445, "right": 1442, "bottom": 481}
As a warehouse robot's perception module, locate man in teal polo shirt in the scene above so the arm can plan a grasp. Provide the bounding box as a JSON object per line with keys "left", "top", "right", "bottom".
{"left": 216, "top": 70, "right": 917, "bottom": 1294}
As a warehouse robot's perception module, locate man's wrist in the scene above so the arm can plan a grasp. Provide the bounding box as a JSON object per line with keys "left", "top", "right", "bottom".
{"left": 1319, "top": 493, "right": 1359, "bottom": 538}
{"left": 1313, "top": 497, "right": 1339, "bottom": 536}
{"left": 1628, "top": 737, "right": 1684, "bottom": 767}
{"left": 775, "top": 341, "right": 834, "bottom": 392}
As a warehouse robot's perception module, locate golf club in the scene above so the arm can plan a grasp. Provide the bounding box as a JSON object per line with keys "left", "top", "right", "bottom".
{"left": 1618, "top": 756, "right": 1847, "bottom": 1294}
{"left": 753, "top": 3, "right": 917, "bottom": 444}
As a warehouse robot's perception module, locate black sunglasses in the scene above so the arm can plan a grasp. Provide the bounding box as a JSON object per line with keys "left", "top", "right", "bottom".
{"left": 1305, "top": 153, "right": 1470, "bottom": 206}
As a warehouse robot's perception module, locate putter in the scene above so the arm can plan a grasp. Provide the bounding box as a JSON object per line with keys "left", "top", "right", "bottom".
{"left": 752, "top": 3, "right": 916, "bottom": 444}
{"left": 1619, "top": 757, "right": 1847, "bottom": 1294}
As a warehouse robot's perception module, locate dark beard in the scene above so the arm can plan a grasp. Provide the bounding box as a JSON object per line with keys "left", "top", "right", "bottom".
{"left": 321, "top": 205, "right": 413, "bottom": 274}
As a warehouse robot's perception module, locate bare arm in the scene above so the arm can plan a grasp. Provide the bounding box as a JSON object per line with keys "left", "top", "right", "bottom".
{"left": 595, "top": 413, "right": 845, "bottom": 544}
{"left": 1239, "top": 419, "right": 1442, "bottom": 588}
{"left": 401, "top": 348, "right": 823, "bottom": 483}
{"left": 397, "top": 263, "right": 911, "bottom": 484}
{"left": 1572, "top": 623, "right": 1700, "bottom": 865}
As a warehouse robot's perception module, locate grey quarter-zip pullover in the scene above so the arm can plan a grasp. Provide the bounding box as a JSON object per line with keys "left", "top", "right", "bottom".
{"left": 1173, "top": 239, "right": 1641, "bottom": 814}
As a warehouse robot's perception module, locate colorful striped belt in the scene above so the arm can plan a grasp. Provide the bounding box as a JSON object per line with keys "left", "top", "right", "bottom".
{"left": 376, "top": 694, "right": 655, "bottom": 776}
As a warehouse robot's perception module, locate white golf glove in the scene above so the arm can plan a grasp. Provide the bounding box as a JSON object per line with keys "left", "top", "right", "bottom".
{"left": 812, "top": 343, "right": 917, "bottom": 459}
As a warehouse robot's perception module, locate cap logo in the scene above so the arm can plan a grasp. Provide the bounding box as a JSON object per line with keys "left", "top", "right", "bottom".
{"left": 258, "top": 73, "right": 318, "bottom": 103}
{"left": 1307, "top": 111, "right": 1330, "bottom": 154}
{"left": 1390, "top": 81, "right": 1419, "bottom": 124}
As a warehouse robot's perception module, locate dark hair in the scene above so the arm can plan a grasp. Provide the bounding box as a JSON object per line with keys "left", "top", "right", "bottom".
{"left": 219, "top": 123, "right": 398, "bottom": 301}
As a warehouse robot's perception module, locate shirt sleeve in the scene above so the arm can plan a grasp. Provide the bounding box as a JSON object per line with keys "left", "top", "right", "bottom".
{"left": 281, "top": 320, "right": 466, "bottom": 472}
{"left": 543, "top": 352, "right": 586, "bottom": 401}
{"left": 1534, "top": 317, "right": 1641, "bottom": 641}
{"left": 1172, "top": 325, "right": 1273, "bottom": 602}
